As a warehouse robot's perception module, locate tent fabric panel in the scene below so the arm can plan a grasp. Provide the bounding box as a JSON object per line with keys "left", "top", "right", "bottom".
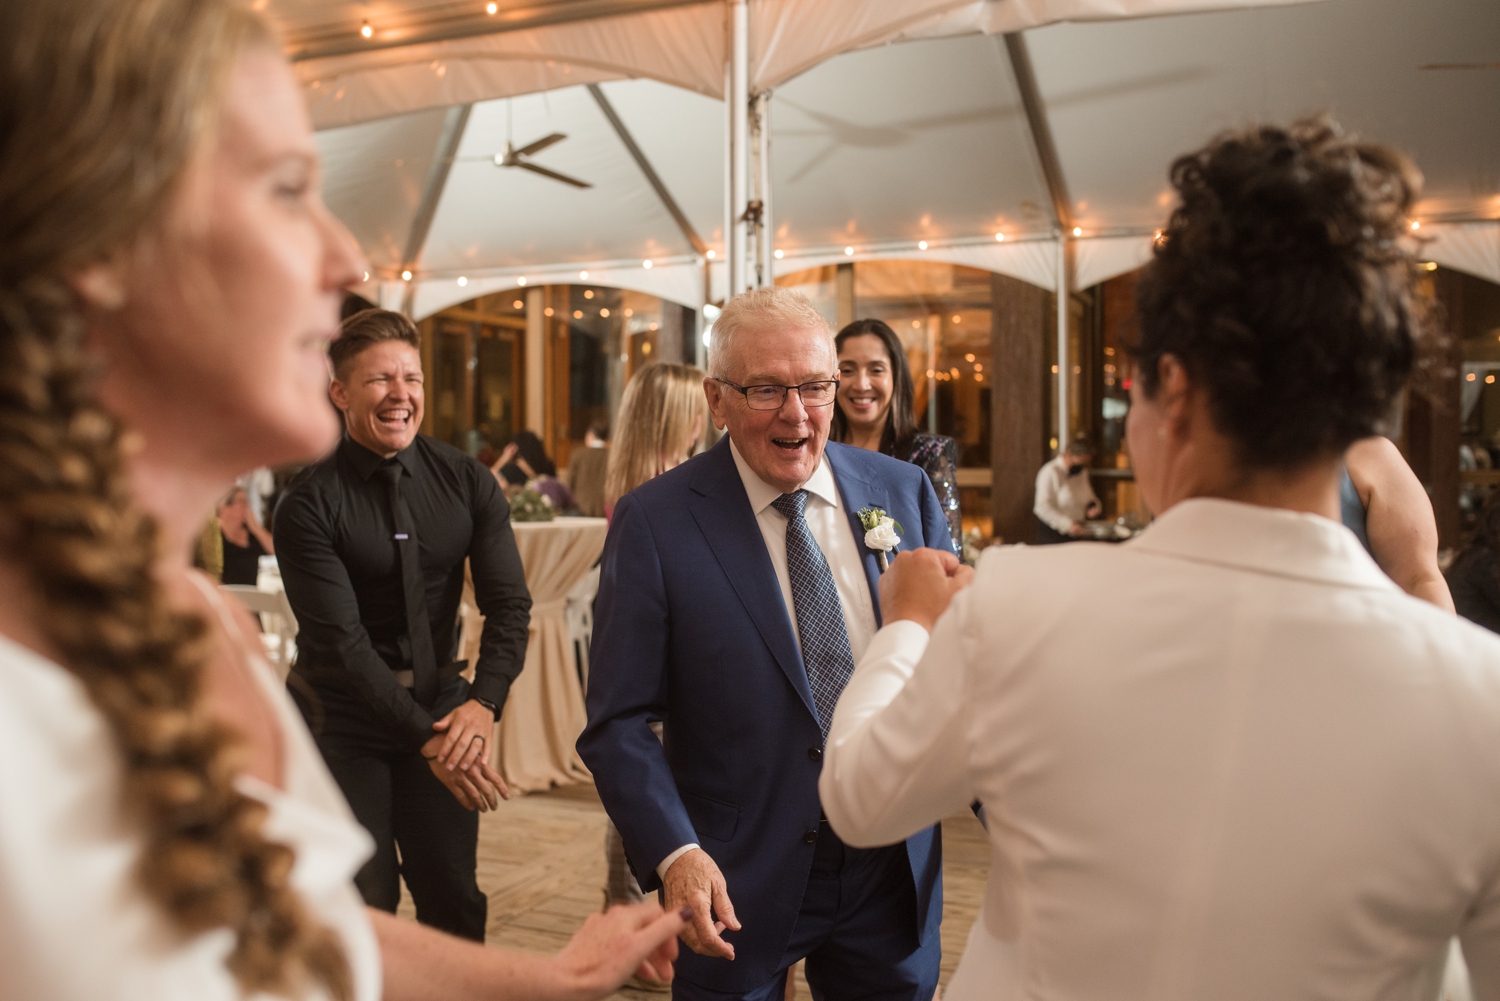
{"left": 297, "top": 2, "right": 726, "bottom": 130}
{"left": 316, "top": 106, "right": 457, "bottom": 270}
{"left": 1074, "top": 234, "right": 1154, "bottom": 290}
{"left": 419, "top": 85, "right": 698, "bottom": 274}
{"left": 412, "top": 261, "right": 706, "bottom": 320}
{"left": 1425, "top": 223, "right": 1500, "bottom": 287}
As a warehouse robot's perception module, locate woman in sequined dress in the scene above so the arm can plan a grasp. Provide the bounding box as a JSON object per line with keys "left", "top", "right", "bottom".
{"left": 831, "top": 319, "right": 963, "bottom": 553}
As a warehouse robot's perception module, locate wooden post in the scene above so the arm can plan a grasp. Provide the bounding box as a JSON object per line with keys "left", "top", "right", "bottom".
{"left": 524, "top": 286, "right": 544, "bottom": 435}
{"left": 990, "top": 272, "right": 1050, "bottom": 544}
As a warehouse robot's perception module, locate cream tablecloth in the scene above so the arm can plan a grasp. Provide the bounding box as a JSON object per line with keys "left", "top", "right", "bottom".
{"left": 476, "top": 518, "right": 608, "bottom": 793}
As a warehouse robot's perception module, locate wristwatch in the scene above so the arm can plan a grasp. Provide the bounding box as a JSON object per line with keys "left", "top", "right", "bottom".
{"left": 474, "top": 695, "right": 500, "bottom": 718}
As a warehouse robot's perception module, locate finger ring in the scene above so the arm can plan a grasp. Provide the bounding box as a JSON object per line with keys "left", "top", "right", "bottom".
{"left": 470, "top": 734, "right": 485, "bottom": 744}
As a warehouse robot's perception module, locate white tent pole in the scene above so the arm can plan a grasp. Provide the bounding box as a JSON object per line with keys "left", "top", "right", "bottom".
{"left": 729, "top": 0, "right": 749, "bottom": 296}
{"left": 1055, "top": 232, "right": 1070, "bottom": 450}
{"left": 399, "top": 102, "right": 472, "bottom": 317}
{"left": 752, "top": 90, "right": 773, "bottom": 288}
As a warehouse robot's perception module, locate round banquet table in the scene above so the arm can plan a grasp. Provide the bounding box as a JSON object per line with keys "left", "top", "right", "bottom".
{"left": 487, "top": 517, "right": 609, "bottom": 793}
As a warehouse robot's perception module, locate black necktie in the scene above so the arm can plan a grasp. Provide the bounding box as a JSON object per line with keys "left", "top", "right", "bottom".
{"left": 770, "top": 490, "right": 856, "bottom": 744}
{"left": 377, "top": 461, "right": 438, "bottom": 706}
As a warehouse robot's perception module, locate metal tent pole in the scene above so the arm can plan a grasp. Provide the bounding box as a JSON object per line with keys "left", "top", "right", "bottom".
{"left": 1056, "top": 232, "right": 1070, "bottom": 450}
{"left": 728, "top": 0, "right": 749, "bottom": 297}
{"left": 752, "top": 90, "right": 773, "bottom": 288}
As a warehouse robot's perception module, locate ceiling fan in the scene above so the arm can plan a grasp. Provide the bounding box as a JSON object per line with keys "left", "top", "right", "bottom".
{"left": 455, "top": 101, "right": 592, "bottom": 188}
{"left": 1419, "top": 62, "right": 1500, "bottom": 70}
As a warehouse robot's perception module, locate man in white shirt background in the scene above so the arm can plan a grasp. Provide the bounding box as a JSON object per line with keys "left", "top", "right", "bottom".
{"left": 578, "top": 287, "right": 953, "bottom": 1000}
{"left": 1033, "top": 437, "right": 1100, "bottom": 543}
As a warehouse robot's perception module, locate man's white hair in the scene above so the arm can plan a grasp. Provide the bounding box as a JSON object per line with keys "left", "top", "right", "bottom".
{"left": 707, "top": 286, "right": 835, "bottom": 379}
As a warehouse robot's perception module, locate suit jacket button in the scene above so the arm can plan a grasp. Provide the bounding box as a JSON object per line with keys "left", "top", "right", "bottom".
{"left": 808, "top": 747, "right": 822, "bottom": 762}
{"left": 803, "top": 829, "right": 819, "bottom": 844}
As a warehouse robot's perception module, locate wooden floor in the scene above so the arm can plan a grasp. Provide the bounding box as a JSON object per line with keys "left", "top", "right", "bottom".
{"left": 398, "top": 782, "right": 989, "bottom": 998}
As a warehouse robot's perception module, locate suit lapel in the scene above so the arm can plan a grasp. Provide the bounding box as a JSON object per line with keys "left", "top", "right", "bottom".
{"left": 826, "top": 444, "right": 887, "bottom": 628}
{"left": 687, "top": 439, "right": 817, "bottom": 720}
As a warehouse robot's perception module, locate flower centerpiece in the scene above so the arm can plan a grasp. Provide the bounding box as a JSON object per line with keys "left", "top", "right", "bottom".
{"left": 856, "top": 506, "right": 902, "bottom": 572}
{"left": 510, "top": 485, "right": 555, "bottom": 523}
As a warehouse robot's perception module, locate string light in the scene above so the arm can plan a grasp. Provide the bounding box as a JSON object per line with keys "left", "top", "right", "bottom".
{"left": 844, "top": 246, "right": 854, "bottom": 256}
{"left": 513, "top": 299, "right": 523, "bottom": 309}
{"left": 579, "top": 270, "right": 589, "bottom": 280}
{"left": 362, "top": 271, "right": 369, "bottom": 282}
{"left": 774, "top": 249, "right": 784, "bottom": 259}
{"left": 994, "top": 233, "right": 1005, "bottom": 242}
{"left": 1071, "top": 227, "right": 1083, "bottom": 237}
{"left": 918, "top": 240, "right": 928, "bottom": 250}
{"left": 544, "top": 307, "right": 553, "bottom": 316}
{"left": 643, "top": 259, "right": 653, "bottom": 269}
{"left": 952, "top": 314, "right": 961, "bottom": 323}
{"left": 1410, "top": 220, "right": 1421, "bottom": 231}
{"left": 486, "top": 1, "right": 497, "bottom": 12}
{"left": 1467, "top": 372, "right": 1477, "bottom": 382}
{"left": 360, "top": 20, "right": 373, "bottom": 38}
{"left": 457, "top": 276, "right": 467, "bottom": 286}
{"left": 965, "top": 353, "right": 975, "bottom": 362}
{"left": 584, "top": 289, "right": 594, "bottom": 299}
{"left": 573, "top": 310, "right": 583, "bottom": 319}
{"left": 1051, "top": 364, "right": 1059, "bottom": 374}
{"left": 400, "top": 269, "right": 412, "bottom": 281}
{"left": 624, "top": 308, "right": 633, "bottom": 317}
{"left": 1488, "top": 375, "right": 1496, "bottom": 385}
{"left": 706, "top": 250, "right": 717, "bottom": 260}
{"left": 517, "top": 276, "right": 527, "bottom": 286}
{"left": 600, "top": 308, "right": 611, "bottom": 317}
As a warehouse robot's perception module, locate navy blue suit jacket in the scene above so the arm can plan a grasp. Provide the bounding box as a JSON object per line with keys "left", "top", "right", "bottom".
{"left": 577, "top": 437, "right": 951, "bottom": 992}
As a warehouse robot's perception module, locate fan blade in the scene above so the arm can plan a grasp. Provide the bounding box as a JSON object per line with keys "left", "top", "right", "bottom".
{"left": 517, "top": 161, "right": 592, "bottom": 189}
{"left": 514, "top": 132, "right": 567, "bottom": 157}
{"left": 1419, "top": 62, "right": 1500, "bottom": 70}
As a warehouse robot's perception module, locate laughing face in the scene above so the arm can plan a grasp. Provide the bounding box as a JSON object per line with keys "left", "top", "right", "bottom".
{"left": 706, "top": 323, "right": 839, "bottom": 494}
{"left": 331, "top": 339, "right": 424, "bottom": 457}
{"left": 836, "top": 333, "right": 894, "bottom": 436}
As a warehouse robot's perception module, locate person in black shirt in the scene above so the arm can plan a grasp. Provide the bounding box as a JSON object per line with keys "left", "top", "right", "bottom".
{"left": 276, "top": 308, "right": 531, "bottom": 941}
{"left": 217, "top": 485, "right": 273, "bottom": 586}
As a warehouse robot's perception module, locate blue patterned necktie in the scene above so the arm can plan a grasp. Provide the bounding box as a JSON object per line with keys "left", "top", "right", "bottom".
{"left": 771, "top": 489, "right": 855, "bottom": 744}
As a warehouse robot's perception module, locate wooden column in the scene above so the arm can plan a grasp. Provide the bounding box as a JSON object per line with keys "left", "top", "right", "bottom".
{"left": 991, "top": 272, "right": 1050, "bottom": 544}
{"left": 524, "top": 286, "right": 544, "bottom": 435}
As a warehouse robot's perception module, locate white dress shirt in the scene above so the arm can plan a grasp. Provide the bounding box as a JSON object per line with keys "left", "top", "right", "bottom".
{"left": 822, "top": 498, "right": 1500, "bottom": 1001}
{"left": 0, "top": 582, "right": 381, "bottom": 1001}
{"left": 1033, "top": 454, "right": 1099, "bottom": 533}
{"left": 657, "top": 440, "right": 878, "bottom": 880}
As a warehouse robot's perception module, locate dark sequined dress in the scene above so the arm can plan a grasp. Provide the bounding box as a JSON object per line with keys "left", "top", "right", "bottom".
{"left": 899, "top": 433, "right": 963, "bottom": 554}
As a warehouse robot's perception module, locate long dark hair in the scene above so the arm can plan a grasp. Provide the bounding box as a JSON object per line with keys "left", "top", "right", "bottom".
{"left": 832, "top": 318, "right": 918, "bottom": 458}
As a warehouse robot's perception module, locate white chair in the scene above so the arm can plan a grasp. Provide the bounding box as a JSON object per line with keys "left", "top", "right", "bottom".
{"left": 564, "top": 565, "right": 600, "bottom": 691}
{"left": 221, "top": 585, "right": 298, "bottom": 679}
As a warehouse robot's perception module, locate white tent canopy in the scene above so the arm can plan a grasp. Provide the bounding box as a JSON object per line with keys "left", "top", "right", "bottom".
{"left": 295, "top": 0, "right": 1500, "bottom": 317}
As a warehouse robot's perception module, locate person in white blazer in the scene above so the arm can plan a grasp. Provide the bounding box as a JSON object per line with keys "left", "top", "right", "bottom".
{"left": 820, "top": 117, "right": 1500, "bottom": 1001}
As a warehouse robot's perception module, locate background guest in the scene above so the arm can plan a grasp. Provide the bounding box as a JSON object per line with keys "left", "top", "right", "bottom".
{"left": 1449, "top": 490, "right": 1500, "bottom": 633}
{"left": 217, "top": 484, "right": 275, "bottom": 586}
{"left": 1033, "top": 437, "right": 1101, "bottom": 542}
{"left": 0, "top": 0, "right": 686, "bottom": 997}
{"left": 821, "top": 117, "right": 1500, "bottom": 1000}
{"left": 569, "top": 421, "right": 611, "bottom": 518}
{"left": 1341, "top": 435, "right": 1455, "bottom": 610}
{"left": 494, "top": 429, "right": 577, "bottom": 512}
{"left": 832, "top": 318, "right": 962, "bottom": 552}
{"left": 603, "top": 363, "right": 708, "bottom": 520}
{"left": 277, "top": 309, "right": 529, "bottom": 942}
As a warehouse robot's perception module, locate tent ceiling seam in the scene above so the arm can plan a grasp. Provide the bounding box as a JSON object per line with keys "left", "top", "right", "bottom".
{"left": 401, "top": 102, "right": 473, "bottom": 305}
{"left": 587, "top": 83, "right": 708, "bottom": 255}
{"left": 1002, "top": 31, "right": 1072, "bottom": 231}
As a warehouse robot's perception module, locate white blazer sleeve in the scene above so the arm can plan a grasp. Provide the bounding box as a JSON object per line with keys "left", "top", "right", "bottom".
{"left": 820, "top": 592, "right": 977, "bottom": 848}
{"left": 1462, "top": 873, "right": 1500, "bottom": 1001}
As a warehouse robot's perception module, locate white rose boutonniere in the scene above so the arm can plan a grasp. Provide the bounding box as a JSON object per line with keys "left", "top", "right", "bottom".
{"left": 856, "top": 506, "right": 903, "bottom": 572}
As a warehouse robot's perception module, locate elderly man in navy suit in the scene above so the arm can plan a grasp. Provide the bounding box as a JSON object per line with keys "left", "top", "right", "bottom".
{"left": 578, "top": 286, "right": 949, "bottom": 1000}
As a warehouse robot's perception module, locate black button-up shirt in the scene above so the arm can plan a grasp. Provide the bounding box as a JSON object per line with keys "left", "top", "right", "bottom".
{"left": 275, "top": 434, "right": 531, "bottom": 749}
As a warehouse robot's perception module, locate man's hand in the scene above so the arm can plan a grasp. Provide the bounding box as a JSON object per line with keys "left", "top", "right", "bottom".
{"left": 551, "top": 902, "right": 689, "bottom": 998}
{"left": 662, "top": 848, "right": 741, "bottom": 959}
{"left": 423, "top": 733, "right": 510, "bottom": 810}
{"left": 1085, "top": 501, "right": 1102, "bottom": 520}
{"left": 433, "top": 698, "right": 496, "bottom": 771}
{"left": 1067, "top": 522, "right": 1088, "bottom": 538}
{"left": 879, "top": 548, "right": 974, "bottom": 633}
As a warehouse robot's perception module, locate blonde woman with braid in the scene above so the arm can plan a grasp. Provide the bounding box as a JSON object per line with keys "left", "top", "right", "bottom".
{"left": 0, "top": 2, "right": 686, "bottom": 999}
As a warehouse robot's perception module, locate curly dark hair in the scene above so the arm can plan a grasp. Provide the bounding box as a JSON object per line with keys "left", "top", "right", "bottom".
{"left": 1131, "top": 116, "right": 1428, "bottom": 469}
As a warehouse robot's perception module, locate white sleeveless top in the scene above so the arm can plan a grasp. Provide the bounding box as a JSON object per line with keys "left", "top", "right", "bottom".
{"left": 0, "top": 582, "right": 381, "bottom": 1001}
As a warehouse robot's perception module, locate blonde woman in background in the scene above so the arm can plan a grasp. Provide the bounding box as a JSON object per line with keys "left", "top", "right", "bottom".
{"left": 598, "top": 362, "right": 707, "bottom": 991}
{"left": 0, "top": 2, "right": 686, "bottom": 998}
{"left": 603, "top": 362, "right": 709, "bottom": 518}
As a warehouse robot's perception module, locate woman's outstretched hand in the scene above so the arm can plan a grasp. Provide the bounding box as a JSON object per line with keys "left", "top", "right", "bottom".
{"left": 879, "top": 548, "right": 974, "bottom": 633}
{"left": 551, "top": 902, "right": 689, "bottom": 999}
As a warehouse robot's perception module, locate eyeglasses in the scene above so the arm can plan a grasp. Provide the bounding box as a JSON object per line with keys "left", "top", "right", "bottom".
{"left": 713, "top": 378, "right": 840, "bottom": 411}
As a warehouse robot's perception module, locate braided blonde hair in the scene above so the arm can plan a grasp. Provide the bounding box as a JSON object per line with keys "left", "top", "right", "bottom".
{"left": 0, "top": 1, "right": 350, "bottom": 997}
{"left": 605, "top": 362, "right": 709, "bottom": 508}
